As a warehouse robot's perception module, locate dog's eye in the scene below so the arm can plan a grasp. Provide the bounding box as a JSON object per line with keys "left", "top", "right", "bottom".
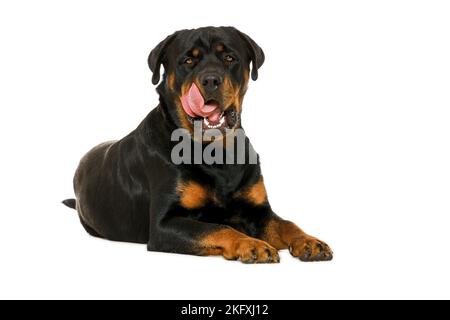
{"left": 184, "top": 58, "right": 193, "bottom": 65}
{"left": 224, "top": 55, "right": 234, "bottom": 63}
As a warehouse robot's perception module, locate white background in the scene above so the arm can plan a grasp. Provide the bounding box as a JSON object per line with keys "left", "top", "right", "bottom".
{"left": 0, "top": 0, "right": 449, "bottom": 300}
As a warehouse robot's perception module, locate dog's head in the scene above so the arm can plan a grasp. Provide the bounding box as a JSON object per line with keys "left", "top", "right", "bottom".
{"left": 148, "top": 27, "right": 264, "bottom": 133}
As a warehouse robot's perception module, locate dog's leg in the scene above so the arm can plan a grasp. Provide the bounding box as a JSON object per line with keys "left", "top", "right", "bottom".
{"left": 259, "top": 215, "right": 333, "bottom": 262}
{"left": 148, "top": 217, "right": 279, "bottom": 263}
{"left": 238, "top": 177, "right": 333, "bottom": 262}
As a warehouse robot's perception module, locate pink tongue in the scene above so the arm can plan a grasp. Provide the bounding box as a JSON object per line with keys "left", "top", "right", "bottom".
{"left": 180, "top": 84, "right": 221, "bottom": 121}
{"left": 207, "top": 109, "right": 221, "bottom": 123}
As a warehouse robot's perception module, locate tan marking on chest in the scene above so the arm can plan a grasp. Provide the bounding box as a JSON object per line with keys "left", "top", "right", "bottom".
{"left": 235, "top": 178, "right": 267, "bottom": 206}
{"left": 177, "top": 181, "right": 209, "bottom": 209}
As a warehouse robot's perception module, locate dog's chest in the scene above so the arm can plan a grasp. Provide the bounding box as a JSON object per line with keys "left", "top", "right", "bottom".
{"left": 177, "top": 166, "right": 247, "bottom": 210}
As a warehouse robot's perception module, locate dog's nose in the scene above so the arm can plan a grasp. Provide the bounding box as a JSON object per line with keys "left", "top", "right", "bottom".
{"left": 200, "top": 74, "right": 222, "bottom": 92}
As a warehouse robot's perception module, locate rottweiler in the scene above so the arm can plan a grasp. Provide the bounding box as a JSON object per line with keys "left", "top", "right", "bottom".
{"left": 63, "top": 26, "right": 333, "bottom": 263}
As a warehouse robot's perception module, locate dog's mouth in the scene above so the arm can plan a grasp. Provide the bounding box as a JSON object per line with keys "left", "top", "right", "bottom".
{"left": 186, "top": 105, "right": 239, "bottom": 130}
{"left": 180, "top": 84, "right": 239, "bottom": 131}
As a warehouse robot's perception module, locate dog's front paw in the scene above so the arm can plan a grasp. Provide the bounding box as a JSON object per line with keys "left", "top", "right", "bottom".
{"left": 289, "top": 236, "right": 333, "bottom": 262}
{"left": 224, "top": 238, "right": 280, "bottom": 264}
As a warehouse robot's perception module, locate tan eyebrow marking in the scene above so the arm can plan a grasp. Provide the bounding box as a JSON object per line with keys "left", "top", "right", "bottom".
{"left": 192, "top": 48, "right": 200, "bottom": 57}
{"left": 216, "top": 44, "right": 224, "bottom": 52}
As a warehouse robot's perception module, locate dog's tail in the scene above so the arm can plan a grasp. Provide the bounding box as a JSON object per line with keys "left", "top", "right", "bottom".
{"left": 62, "top": 198, "right": 76, "bottom": 210}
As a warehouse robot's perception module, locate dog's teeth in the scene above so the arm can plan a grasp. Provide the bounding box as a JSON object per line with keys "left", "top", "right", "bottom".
{"left": 203, "top": 116, "right": 223, "bottom": 129}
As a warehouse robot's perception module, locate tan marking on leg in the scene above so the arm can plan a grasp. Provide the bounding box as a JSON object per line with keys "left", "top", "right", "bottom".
{"left": 263, "top": 219, "right": 333, "bottom": 261}
{"left": 264, "top": 219, "right": 305, "bottom": 249}
{"left": 200, "top": 228, "right": 279, "bottom": 263}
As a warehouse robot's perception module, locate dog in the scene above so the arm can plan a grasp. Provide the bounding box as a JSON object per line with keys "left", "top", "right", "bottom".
{"left": 63, "top": 26, "right": 333, "bottom": 263}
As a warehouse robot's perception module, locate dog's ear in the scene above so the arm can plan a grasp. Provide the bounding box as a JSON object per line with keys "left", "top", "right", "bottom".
{"left": 235, "top": 30, "right": 265, "bottom": 81}
{"left": 148, "top": 32, "right": 178, "bottom": 85}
